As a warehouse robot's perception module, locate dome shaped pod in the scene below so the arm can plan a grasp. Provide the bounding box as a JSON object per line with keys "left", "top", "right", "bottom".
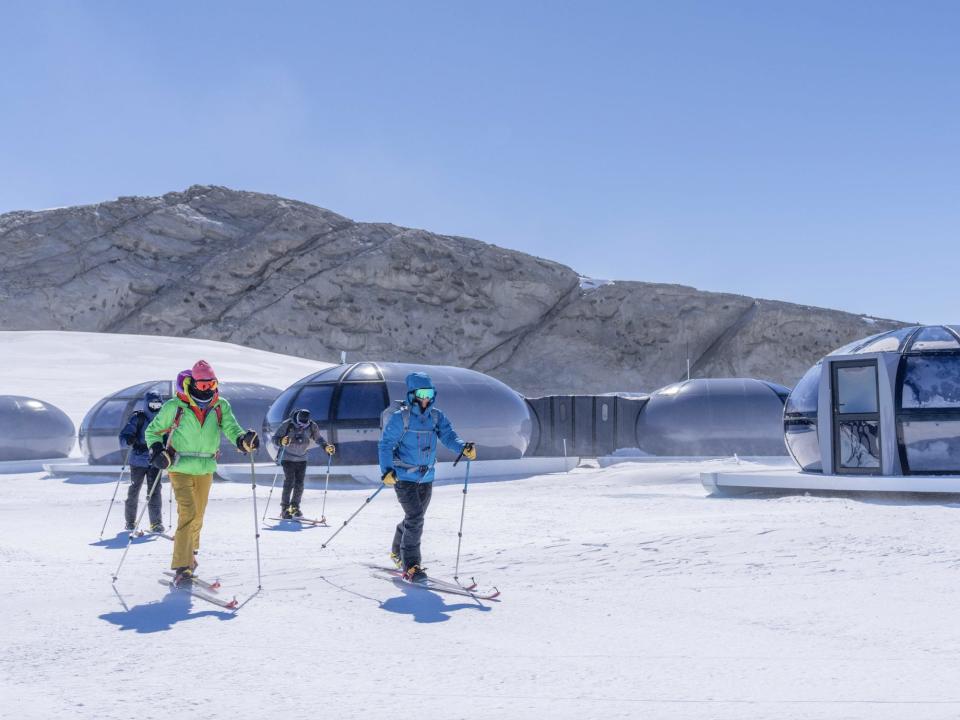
{"left": 263, "top": 362, "right": 533, "bottom": 465}
{"left": 636, "top": 379, "right": 790, "bottom": 457}
{"left": 0, "top": 396, "right": 75, "bottom": 461}
{"left": 784, "top": 325, "right": 960, "bottom": 476}
{"left": 79, "top": 381, "right": 280, "bottom": 465}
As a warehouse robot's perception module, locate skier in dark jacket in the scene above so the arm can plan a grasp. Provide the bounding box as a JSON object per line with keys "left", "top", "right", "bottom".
{"left": 271, "top": 408, "right": 335, "bottom": 519}
{"left": 118, "top": 390, "right": 165, "bottom": 533}
{"left": 378, "top": 372, "right": 476, "bottom": 583}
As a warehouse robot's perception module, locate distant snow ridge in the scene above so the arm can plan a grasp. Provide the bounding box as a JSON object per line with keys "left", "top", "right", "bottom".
{"left": 579, "top": 276, "right": 614, "bottom": 291}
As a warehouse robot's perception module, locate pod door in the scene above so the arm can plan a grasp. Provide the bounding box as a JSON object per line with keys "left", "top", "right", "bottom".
{"left": 831, "top": 360, "right": 881, "bottom": 474}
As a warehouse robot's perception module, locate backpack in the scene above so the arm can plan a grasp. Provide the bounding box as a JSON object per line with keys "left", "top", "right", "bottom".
{"left": 381, "top": 400, "right": 440, "bottom": 443}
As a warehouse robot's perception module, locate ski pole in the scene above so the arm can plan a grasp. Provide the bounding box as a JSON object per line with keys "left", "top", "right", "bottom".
{"left": 112, "top": 467, "right": 165, "bottom": 583}
{"left": 453, "top": 459, "right": 472, "bottom": 582}
{"left": 249, "top": 452, "right": 263, "bottom": 590}
{"left": 320, "top": 483, "right": 385, "bottom": 549}
{"left": 99, "top": 449, "right": 130, "bottom": 539}
{"left": 262, "top": 446, "right": 285, "bottom": 522}
{"left": 320, "top": 450, "right": 333, "bottom": 523}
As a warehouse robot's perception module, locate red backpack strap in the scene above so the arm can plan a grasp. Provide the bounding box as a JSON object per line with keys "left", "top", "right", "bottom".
{"left": 215, "top": 404, "right": 223, "bottom": 426}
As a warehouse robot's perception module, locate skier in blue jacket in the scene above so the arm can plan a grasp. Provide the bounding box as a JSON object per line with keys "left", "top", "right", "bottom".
{"left": 378, "top": 372, "right": 476, "bottom": 582}
{"left": 118, "top": 390, "right": 165, "bottom": 533}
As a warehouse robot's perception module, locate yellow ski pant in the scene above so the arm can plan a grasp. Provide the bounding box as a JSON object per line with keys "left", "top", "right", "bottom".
{"left": 169, "top": 472, "right": 214, "bottom": 569}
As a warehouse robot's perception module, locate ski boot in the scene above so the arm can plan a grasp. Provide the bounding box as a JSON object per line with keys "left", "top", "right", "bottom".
{"left": 280, "top": 505, "right": 293, "bottom": 520}
{"left": 390, "top": 551, "right": 402, "bottom": 569}
{"left": 150, "top": 522, "right": 165, "bottom": 534}
{"left": 172, "top": 567, "right": 193, "bottom": 587}
{"left": 404, "top": 565, "right": 428, "bottom": 584}
{"left": 125, "top": 521, "right": 136, "bottom": 532}
{"left": 289, "top": 504, "right": 303, "bottom": 518}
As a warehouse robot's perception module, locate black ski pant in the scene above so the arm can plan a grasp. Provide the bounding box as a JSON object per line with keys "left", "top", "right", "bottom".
{"left": 281, "top": 460, "right": 308, "bottom": 508}
{"left": 392, "top": 480, "right": 433, "bottom": 570}
{"left": 125, "top": 465, "right": 162, "bottom": 526}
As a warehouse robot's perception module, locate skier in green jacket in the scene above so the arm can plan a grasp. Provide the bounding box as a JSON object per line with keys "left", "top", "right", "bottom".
{"left": 145, "top": 360, "right": 259, "bottom": 586}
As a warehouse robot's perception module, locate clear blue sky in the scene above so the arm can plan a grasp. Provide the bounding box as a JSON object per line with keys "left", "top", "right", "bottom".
{"left": 2, "top": 1, "right": 958, "bottom": 324}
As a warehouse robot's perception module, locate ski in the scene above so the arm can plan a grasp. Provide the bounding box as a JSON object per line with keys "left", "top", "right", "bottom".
{"left": 145, "top": 529, "right": 174, "bottom": 541}
{"left": 159, "top": 579, "right": 238, "bottom": 610}
{"left": 267, "top": 516, "right": 328, "bottom": 527}
{"left": 162, "top": 570, "right": 221, "bottom": 591}
{"left": 369, "top": 566, "right": 499, "bottom": 600}
{"left": 129, "top": 528, "right": 174, "bottom": 541}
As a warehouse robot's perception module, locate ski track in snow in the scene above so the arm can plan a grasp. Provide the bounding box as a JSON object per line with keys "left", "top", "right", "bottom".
{"left": 4, "top": 461, "right": 960, "bottom": 719}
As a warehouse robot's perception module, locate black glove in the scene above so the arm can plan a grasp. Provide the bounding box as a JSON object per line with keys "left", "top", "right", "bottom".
{"left": 121, "top": 435, "right": 134, "bottom": 447}
{"left": 149, "top": 442, "right": 175, "bottom": 470}
{"left": 237, "top": 430, "right": 259, "bottom": 453}
{"left": 133, "top": 442, "right": 148, "bottom": 453}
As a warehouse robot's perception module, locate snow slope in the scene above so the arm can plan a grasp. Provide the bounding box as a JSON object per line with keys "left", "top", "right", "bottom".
{"left": 0, "top": 331, "right": 331, "bottom": 441}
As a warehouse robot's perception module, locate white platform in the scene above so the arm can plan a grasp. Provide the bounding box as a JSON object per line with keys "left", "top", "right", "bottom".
{"left": 218, "top": 456, "right": 578, "bottom": 486}
{"left": 1, "top": 457, "right": 83, "bottom": 475}
{"left": 599, "top": 454, "right": 789, "bottom": 468}
{"left": 42, "top": 456, "right": 578, "bottom": 484}
{"left": 702, "top": 466, "right": 960, "bottom": 494}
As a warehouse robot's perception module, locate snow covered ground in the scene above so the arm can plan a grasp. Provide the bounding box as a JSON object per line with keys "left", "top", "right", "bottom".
{"left": 0, "top": 331, "right": 329, "bottom": 437}
{"left": 5, "top": 459, "right": 960, "bottom": 719}
{"left": 4, "top": 331, "right": 960, "bottom": 719}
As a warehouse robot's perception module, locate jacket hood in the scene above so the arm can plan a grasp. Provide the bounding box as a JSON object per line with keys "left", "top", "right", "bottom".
{"left": 405, "top": 372, "right": 436, "bottom": 409}
{"left": 145, "top": 391, "right": 163, "bottom": 405}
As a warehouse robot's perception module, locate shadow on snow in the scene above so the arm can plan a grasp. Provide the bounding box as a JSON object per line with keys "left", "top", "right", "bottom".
{"left": 100, "top": 588, "right": 235, "bottom": 633}
{"left": 89, "top": 532, "right": 158, "bottom": 550}
{"left": 379, "top": 578, "right": 490, "bottom": 624}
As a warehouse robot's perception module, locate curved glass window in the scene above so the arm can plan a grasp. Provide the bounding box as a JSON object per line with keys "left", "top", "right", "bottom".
{"left": 857, "top": 327, "right": 917, "bottom": 354}
{"left": 345, "top": 363, "right": 381, "bottom": 381}
{"left": 901, "top": 420, "right": 960, "bottom": 473}
{"left": 266, "top": 386, "right": 300, "bottom": 424}
{"left": 336, "top": 383, "right": 387, "bottom": 421}
{"left": 90, "top": 400, "right": 130, "bottom": 430}
{"left": 908, "top": 326, "right": 960, "bottom": 352}
{"left": 784, "top": 418, "right": 821, "bottom": 472}
{"left": 784, "top": 364, "right": 821, "bottom": 415}
{"left": 293, "top": 385, "right": 335, "bottom": 422}
{"left": 830, "top": 333, "right": 883, "bottom": 356}
{"left": 901, "top": 356, "right": 960, "bottom": 409}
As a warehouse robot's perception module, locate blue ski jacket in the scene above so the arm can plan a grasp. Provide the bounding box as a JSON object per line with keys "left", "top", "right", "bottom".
{"left": 378, "top": 372, "right": 465, "bottom": 483}
{"left": 118, "top": 392, "right": 161, "bottom": 468}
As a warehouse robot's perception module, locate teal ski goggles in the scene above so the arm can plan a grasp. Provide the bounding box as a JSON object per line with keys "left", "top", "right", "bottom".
{"left": 413, "top": 388, "right": 435, "bottom": 401}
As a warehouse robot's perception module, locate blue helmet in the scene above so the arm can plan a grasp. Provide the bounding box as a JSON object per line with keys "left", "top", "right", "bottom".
{"left": 145, "top": 391, "right": 163, "bottom": 414}
{"left": 405, "top": 372, "right": 436, "bottom": 407}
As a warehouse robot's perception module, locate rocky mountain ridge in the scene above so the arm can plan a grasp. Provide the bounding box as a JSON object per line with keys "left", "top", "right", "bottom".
{"left": 0, "top": 185, "right": 905, "bottom": 395}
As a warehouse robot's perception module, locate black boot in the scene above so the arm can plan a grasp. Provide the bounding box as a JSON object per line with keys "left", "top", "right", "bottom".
{"left": 289, "top": 504, "right": 303, "bottom": 518}
{"left": 172, "top": 567, "right": 193, "bottom": 587}
{"left": 280, "top": 506, "right": 293, "bottom": 519}
{"left": 404, "top": 565, "right": 428, "bottom": 583}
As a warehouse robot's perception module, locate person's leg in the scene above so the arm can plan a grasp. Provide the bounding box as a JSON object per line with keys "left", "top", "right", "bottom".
{"left": 290, "top": 461, "right": 307, "bottom": 509}
{"left": 145, "top": 466, "right": 163, "bottom": 527}
{"left": 124, "top": 466, "right": 147, "bottom": 528}
{"left": 191, "top": 473, "right": 214, "bottom": 555}
{"left": 169, "top": 472, "right": 197, "bottom": 569}
{"left": 280, "top": 461, "right": 296, "bottom": 511}
{"left": 396, "top": 481, "right": 429, "bottom": 570}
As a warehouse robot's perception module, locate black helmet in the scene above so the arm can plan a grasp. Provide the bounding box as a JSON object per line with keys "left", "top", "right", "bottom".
{"left": 294, "top": 409, "right": 310, "bottom": 426}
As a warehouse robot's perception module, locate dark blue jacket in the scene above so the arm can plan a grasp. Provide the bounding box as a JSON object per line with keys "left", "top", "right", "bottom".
{"left": 378, "top": 372, "right": 465, "bottom": 483}
{"left": 119, "top": 392, "right": 162, "bottom": 467}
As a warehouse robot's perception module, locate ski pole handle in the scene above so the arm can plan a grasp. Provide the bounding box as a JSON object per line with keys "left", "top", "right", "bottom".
{"left": 452, "top": 448, "right": 466, "bottom": 467}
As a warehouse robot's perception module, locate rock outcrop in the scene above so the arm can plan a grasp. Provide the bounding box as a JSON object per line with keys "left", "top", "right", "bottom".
{"left": 0, "top": 186, "right": 904, "bottom": 395}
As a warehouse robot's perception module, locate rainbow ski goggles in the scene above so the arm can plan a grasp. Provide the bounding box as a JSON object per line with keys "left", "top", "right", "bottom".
{"left": 413, "top": 388, "right": 435, "bottom": 401}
